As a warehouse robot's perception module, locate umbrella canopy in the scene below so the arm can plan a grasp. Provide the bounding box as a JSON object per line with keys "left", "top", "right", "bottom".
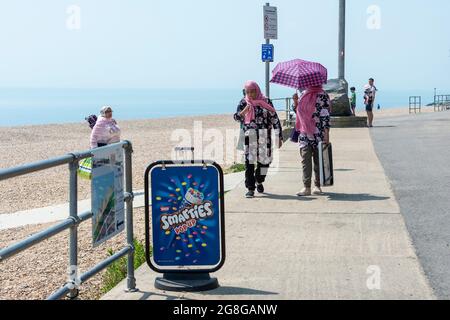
{"left": 270, "top": 59, "right": 328, "bottom": 90}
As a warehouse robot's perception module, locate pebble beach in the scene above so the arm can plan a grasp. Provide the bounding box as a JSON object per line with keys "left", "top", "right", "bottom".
{"left": 0, "top": 106, "right": 434, "bottom": 300}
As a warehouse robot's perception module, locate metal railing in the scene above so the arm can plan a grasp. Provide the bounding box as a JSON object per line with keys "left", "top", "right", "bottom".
{"left": 434, "top": 95, "right": 450, "bottom": 112}
{"left": 0, "top": 141, "right": 137, "bottom": 300}
{"left": 409, "top": 96, "right": 422, "bottom": 114}
{"left": 272, "top": 97, "right": 295, "bottom": 127}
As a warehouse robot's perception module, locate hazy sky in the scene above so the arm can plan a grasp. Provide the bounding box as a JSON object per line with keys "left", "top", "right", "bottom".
{"left": 0, "top": 0, "right": 449, "bottom": 91}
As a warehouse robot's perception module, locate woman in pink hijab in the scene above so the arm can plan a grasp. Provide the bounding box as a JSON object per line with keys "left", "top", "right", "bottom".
{"left": 234, "top": 81, "right": 284, "bottom": 198}
{"left": 294, "top": 85, "right": 331, "bottom": 197}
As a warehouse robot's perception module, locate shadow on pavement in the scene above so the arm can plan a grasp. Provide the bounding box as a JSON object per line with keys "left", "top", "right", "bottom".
{"left": 325, "top": 193, "right": 390, "bottom": 202}
{"left": 137, "top": 290, "right": 185, "bottom": 301}
{"left": 261, "top": 193, "right": 317, "bottom": 201}
{"left": 371, "top": 126, "right": 397, "bottom": 128}
{"left": 198, "top": 286, "right": 279, "bottom": 296}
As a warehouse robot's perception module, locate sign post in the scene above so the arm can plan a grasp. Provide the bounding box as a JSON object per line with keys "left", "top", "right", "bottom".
{"left": 264, "top": 3, "right": 277, "bottom": 99}
{"left": 144, "top": 160, "right": 225, "bottom": 292}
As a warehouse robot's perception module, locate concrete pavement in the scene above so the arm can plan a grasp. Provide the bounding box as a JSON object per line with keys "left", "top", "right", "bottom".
{"left": 371, "top": 110, "right": 450, "bottom": 299}
{"left": 101, "top": 128, "right": 434, "bottom": 300}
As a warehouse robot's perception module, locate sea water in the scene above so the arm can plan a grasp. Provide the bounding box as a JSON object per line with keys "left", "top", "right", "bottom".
{"left": 0, "top": 87, "right": 438, "bottom": 127}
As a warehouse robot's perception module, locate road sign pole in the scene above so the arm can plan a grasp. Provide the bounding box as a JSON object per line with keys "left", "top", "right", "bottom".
{"left": 266, "top": 39, "right": 270, "bottom": 99}
{"left": 265, "top": 3, "right": 270, "bottom": 99}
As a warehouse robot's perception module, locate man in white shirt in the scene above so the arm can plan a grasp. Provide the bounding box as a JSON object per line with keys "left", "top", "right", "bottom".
{"left": 364, "top": 78, "right": 377, "bottom": 127}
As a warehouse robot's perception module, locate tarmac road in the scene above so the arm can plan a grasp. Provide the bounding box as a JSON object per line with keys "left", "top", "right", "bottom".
{"left": 371, "top": 110, "right": 450, "bottom": 299}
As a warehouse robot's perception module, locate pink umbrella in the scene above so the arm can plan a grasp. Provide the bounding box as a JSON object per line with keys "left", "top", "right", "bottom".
{"left": 270, "top": 59, "right": 328, "bottom": 90}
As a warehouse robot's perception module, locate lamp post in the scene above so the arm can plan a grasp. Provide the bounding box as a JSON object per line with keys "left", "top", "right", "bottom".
{"left": 338, "top": 0, "right": 346, "bottom": 81}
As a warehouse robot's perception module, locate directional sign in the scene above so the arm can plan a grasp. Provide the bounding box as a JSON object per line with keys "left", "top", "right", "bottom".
{"left": 263, "top": 5, "right": 278, "bottom": 39}
{"left": 262, "top": 44, "right": 274, "bottom": 62}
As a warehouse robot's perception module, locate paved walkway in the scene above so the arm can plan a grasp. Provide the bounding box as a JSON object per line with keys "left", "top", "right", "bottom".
{"left": 102, "top": 128, "right": 434, "bottom": 300}
{"left": 371, "top": 110, "right": 450, "bottom": 299}
{"left": 0, "top": 173, "right": 245, "bottom": 230}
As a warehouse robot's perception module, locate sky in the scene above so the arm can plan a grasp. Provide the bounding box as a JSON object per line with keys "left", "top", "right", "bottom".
{"left": 0, "top": 0, "right": 449, "bottom": 92}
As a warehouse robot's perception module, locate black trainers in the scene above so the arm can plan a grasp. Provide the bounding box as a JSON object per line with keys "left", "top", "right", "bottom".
{"left": 256, "top": 183, "right": 265, "bottom": 194}
{"left": 245, "top": 190, "right": 255, "bottom": 198}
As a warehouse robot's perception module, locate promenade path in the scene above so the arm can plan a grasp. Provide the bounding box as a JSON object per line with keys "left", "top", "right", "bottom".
{"left": 371, "top": 110, "right": 450, "bottom": 299}
{"left": 102, "top": 128, "right": 434, "bottom": 300}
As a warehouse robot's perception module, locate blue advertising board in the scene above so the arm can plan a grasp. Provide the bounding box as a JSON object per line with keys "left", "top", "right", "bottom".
{"left": 145, "top": 161, "right": 225, "bottom": 273}
{"left": 262, "top": 44, "right": 274, "bottom": 62}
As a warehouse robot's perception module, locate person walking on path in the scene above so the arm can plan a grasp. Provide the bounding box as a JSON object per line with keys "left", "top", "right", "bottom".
{"left": 295, "top": 85, "right": 331, "bottom": 197}
{"left": 290, "top": 92, "right": 299, "bottom": 121}
{"left": 364, "top": 78, "right": 377, "bottom": 127}
{"left": 350, "top": 87, "right": 357, "bottom": 116}
{"left": 90, "top": 106, "right": 121, "bottom": 149}
{"left": 234, "top": 81, "right": 284, "bottom": 198}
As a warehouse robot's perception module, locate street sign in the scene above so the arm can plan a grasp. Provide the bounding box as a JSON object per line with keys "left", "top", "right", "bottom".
{"left": 264, "top": 5, "right": 278, "bottom": 39}
{"left": 145, "top": 161, "right": 225, "bottom": 274}
{"left": 262, "top": 44, "right": 274, "bottom": 62}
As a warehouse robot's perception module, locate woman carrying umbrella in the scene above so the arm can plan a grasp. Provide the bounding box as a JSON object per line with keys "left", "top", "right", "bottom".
{"left": 234, "top": 81, "right": 284, "bottom": 198}
{"left": 295, "top": 86, "right": 331, "bottom": 196}
{"left": 270, "top": 59, "right": 331, "bottom": 196}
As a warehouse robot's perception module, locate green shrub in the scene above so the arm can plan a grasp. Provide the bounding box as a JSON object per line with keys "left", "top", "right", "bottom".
{"left": 224, "top": 163, "right": 245, "bottom": 174}
{"left": 100, "top": 238, "right": 150, "bottom": 295}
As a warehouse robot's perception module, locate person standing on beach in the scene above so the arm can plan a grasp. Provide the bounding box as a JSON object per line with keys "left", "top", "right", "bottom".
{"left": 295, "top": 85, "right": 331, "bottom": 197}
{"left": 350, "top": 87, "right": 357, "bottom": 116}
{"left": 234, "top": 81, "right": 283, "bottom": 198}
{"left": 90, "top": 106, "right": 121, "bottom": 149}
{"left": 364, "top": 78, "right": 377, "bottom": 127}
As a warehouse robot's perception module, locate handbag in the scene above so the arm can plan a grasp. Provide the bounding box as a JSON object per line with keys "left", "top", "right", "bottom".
{"left": 290, "top": 129, "right": 300, "bottom": 143}
{"left": 78, "top": 157, "right": 93, "bottom": 180}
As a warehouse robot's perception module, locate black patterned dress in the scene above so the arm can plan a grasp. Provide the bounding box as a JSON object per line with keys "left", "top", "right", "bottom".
{"left": 298, "top": 93, "right": 331, "bottom": 149}
{"left": 234, "top": 99, "right": 284, "bottom": 165}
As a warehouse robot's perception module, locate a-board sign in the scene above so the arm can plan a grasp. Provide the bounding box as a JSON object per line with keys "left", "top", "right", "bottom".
{"left": 319, "top": 142, "right": 334, "bottom": 187}
{"left": 145, "top": 161, "right": 225, "bottom": 273}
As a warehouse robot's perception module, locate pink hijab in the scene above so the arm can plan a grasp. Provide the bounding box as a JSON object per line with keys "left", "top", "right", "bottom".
{"left": 295, "top": 86, "right": 326, "bottom": 135}
{"left": 243, "top": 81, "right": 276, "bottom": 124}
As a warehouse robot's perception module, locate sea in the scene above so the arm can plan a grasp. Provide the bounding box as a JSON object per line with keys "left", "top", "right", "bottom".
{"left": 0, "top": 87, "right": 439, "bottom": 127}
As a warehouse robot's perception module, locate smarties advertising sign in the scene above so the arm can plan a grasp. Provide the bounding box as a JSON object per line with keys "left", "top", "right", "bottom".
{"left": 145, "top": 161, "right": 225, "bottom": 273}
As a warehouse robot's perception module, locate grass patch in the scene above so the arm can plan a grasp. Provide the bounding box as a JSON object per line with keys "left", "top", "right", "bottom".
{"left": 223, "top": 163, "right": 245, "bottom": 175}
{"left": 100, "top": 239, "right": 150, "bottom": 295}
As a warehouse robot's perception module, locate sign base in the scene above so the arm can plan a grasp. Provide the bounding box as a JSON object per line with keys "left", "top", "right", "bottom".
{"left": 155, "top": 273, "right": 219, "bottom": 292}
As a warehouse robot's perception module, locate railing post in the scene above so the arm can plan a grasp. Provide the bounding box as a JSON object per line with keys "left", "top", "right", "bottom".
{"left": 67, "top": 159, "right": 79, "bottom": 299}
{"left": 285, "top": 98, "right": 289, "bottom": 126}
{"left": 124, "top": 142, "right": 137, "bottom": 292}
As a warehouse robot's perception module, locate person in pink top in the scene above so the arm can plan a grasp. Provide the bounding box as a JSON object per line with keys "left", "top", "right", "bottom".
{"left": 90, "top": 106, "right": 121, "bottom": 149}
{"left": 294, "top": 86, "right": 331, "bottom": 197}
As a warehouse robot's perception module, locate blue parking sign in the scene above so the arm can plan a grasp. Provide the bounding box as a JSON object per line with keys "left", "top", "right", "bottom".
{"left": 262, "top": 44, "right": 274, "bottom": 62}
